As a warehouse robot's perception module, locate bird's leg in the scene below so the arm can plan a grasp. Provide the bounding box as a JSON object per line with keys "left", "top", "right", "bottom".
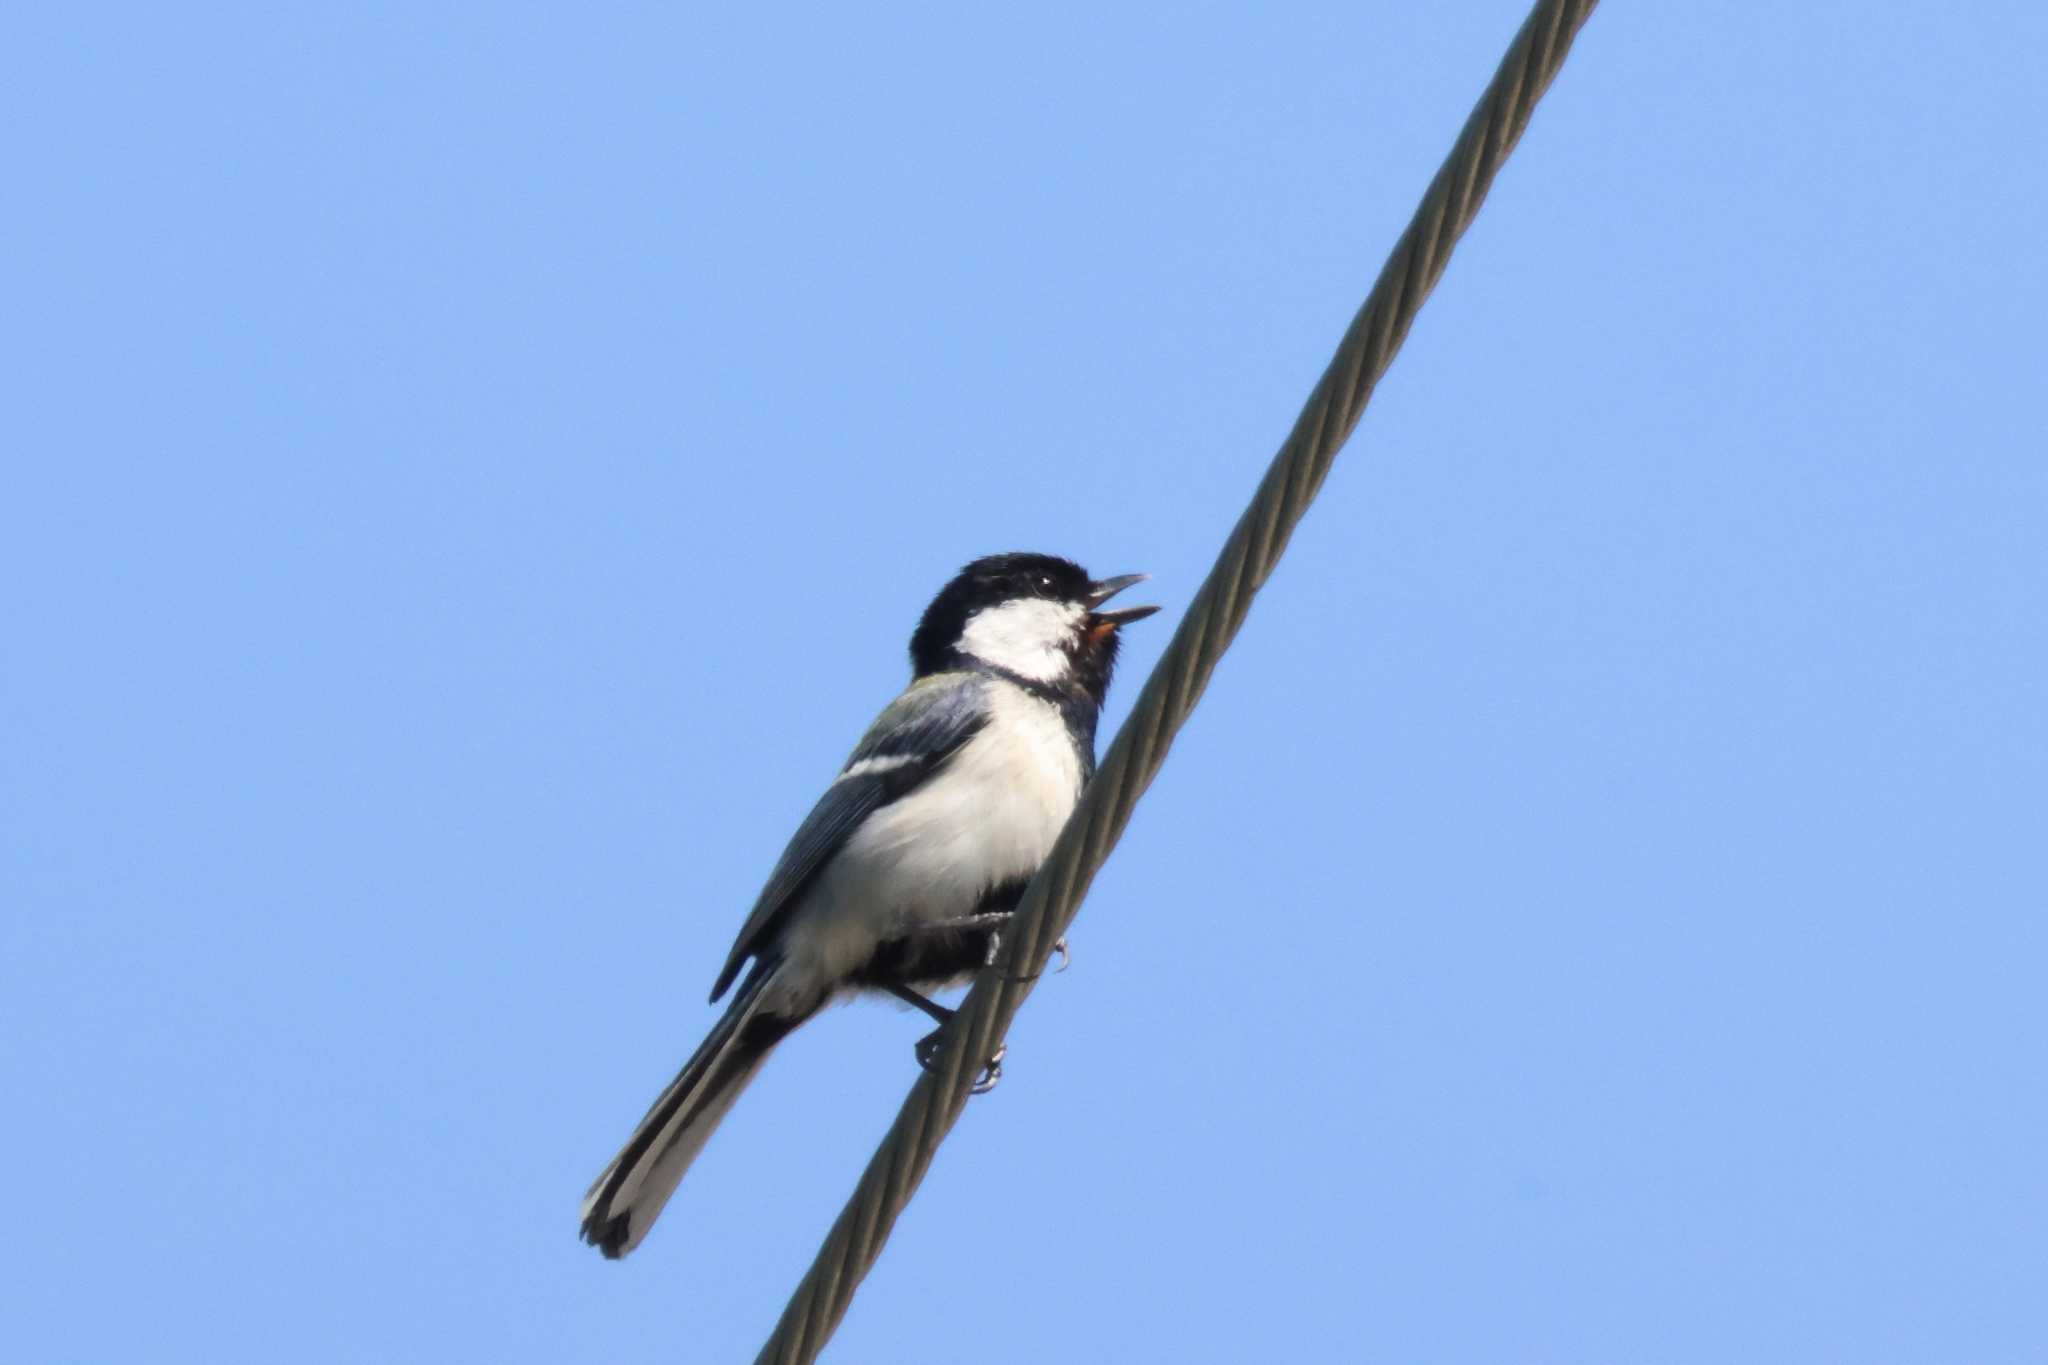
{"left": 875, "top": 911, "right": 1074, "bottom": 1092}
{"left": 902, "top": 909, "right": 1074, "bottom": 978}
{"left": 883, "top": 983, "right": 1005, "bottom": 1095}
{"left": 883, "top": 982, "right": 954, "bottom": 1027}
{"left": 879, "top": 910, "right": 1017, "bottom": 971}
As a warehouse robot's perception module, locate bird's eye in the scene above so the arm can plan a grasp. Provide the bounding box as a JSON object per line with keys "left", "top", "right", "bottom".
{"left": 1036, "top": 573, "right": 1056, "bottom": 594}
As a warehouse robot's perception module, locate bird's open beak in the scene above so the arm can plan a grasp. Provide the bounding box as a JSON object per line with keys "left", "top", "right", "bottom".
{"left": 1085, "top": 573, "right": 1161, "bottom": 627}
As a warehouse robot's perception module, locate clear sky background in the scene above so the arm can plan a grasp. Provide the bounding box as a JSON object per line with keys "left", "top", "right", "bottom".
{"left": 6, "top": 4, "right": 2045, "bottom": 1362}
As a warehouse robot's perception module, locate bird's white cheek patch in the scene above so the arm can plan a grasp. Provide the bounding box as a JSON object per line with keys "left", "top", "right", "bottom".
{"left": 959, "top": 599, "right": 1081, "bottom": 682}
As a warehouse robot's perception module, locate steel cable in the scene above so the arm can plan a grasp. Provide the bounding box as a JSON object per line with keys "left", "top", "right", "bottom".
{"left": 756, "top": 1, "right": 1600, "bottom": 1357}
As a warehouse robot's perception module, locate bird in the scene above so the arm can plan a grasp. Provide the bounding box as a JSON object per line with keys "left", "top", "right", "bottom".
{"left": 580, "top": 552, "right": 1160, "bottom": 1258}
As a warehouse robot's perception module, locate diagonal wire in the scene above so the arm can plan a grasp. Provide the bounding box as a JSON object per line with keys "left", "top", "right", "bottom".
{"left": 756, "top": 1, "right": 1601, "bottom": 1358}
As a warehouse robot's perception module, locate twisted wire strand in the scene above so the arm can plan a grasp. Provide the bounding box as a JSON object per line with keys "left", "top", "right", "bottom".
{"left": 757, "top": 2, "right": 1600, "bottom": 1357}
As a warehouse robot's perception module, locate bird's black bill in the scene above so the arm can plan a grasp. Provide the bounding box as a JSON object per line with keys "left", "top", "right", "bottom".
{"left": 1085, "top": 573, "right": 1160, "bottom": 627}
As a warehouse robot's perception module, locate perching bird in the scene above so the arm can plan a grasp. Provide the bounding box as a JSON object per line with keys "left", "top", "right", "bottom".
{"left": 580, "top": 552, "right": 1159, "bottom": 1258}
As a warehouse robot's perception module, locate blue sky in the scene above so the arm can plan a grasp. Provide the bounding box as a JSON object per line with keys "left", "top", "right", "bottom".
{"left": 7, "top": 3, "right": 2045, "bottom": 1361}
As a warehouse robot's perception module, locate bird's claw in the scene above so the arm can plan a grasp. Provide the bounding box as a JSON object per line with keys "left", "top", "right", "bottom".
{"left": 915, "top": 1025, "right": 1006, "bottom": 1095}
{"left": 999, "top": 934, "right": 1073, "bottom": 984}
{"left": 971, "top": 1042, "right": 1006, "bottom": 1094}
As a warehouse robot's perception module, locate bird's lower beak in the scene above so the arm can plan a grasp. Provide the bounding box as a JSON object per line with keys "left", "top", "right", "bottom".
{"left": 1085, "top": 573, "right": 1161, "bottom": 627}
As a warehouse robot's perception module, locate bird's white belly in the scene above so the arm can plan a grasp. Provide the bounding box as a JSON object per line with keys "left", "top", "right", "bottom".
{"left": 778, "top": 685, "right": 1084, "bottom": 997}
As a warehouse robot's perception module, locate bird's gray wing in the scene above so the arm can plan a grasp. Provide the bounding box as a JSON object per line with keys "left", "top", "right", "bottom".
{"left": 708, "top": 671, "right": 989, "bottom": 1001}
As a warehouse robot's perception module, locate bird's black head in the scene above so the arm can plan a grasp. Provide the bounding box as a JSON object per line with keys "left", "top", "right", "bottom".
{"left": 908, "top": 552, "right": 1159, "bottom": 705}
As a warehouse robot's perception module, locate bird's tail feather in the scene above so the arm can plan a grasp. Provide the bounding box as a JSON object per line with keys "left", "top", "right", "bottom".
{"left": 580, "top": 964, "right": 795, "bottom": 1258}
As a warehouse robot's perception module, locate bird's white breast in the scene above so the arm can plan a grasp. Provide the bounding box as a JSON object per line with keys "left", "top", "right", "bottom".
{"left": 777, "top": 681, "right": 1084, "bottom": 995}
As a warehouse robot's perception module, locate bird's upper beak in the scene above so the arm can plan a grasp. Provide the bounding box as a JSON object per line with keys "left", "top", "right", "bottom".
{"left": 1085, "top": 573, "right": 1161, "bottom": 628}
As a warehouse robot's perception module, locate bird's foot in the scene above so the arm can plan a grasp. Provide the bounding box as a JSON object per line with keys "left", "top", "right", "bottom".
{"left": 914, "top": 1019, "right": 1006, "bottom": 1095}
{"left": 999, "top": 934, "right": 1071, "bottom": 984}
